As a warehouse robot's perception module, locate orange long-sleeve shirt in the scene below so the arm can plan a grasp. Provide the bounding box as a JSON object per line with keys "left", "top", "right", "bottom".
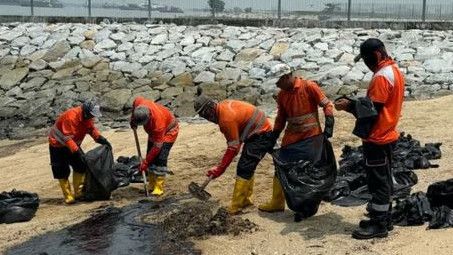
{"left": 366, "top": 59, "right": 405, "bottom": 145}
{"left": 48, "top": 106, "right": 101, "bottom": 152}
{"left": 132, "top": 97, "right": 179, "bottom": 144}
{"left": 275, "top": 77, "right": 333, "bottom": 146}
{"left": 217, "top": 100, "right": 272, "bottom": 147}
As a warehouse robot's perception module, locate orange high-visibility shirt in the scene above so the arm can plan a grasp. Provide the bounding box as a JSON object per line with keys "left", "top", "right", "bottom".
{"left": 217, "top": 100, "right": 272, "bottom": 147}
{"left": 275, "top": 77, "right": 333, "bottom": 147}
{"left": 366, "top": 59, "right": 405, "bottom": 145}
{"left": 132, "top": 97, "right": 179, "bottom": 144}
{"left": 48, "top": 106, "right": 101, "bottom": 152}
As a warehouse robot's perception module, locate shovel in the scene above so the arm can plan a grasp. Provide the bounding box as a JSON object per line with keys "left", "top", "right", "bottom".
{"left": 133, "top": 128, "right": 149, "bottom": 197}
{"left": 188, "top": 176, "right": 213, "bottom": 201}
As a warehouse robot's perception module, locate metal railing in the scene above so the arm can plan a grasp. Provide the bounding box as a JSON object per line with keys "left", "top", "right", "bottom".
{"left": 1, "top": 0, "right": 453, "bottom": 23}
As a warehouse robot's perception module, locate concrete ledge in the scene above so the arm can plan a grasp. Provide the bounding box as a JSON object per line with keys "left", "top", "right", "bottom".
{"left": 1, "top": 15, "right": 453, "bottom": 30}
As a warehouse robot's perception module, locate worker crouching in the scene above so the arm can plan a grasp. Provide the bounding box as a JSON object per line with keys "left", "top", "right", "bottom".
{"left": 194, "top": 96, "right": 274, "bottom": 215}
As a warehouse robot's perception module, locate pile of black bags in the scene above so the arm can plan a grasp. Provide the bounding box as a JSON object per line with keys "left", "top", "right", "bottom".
{"left": 392, "top": 179, "right": 453, "bottom": 229}
{"left": 111, "top": 156, "right": 145, "bottom": 188}
{"left": 327, "top": 133, "right": 441, "bottom": 206}
{"left": 0, "top": 190, "right": 39, "bottom": 224}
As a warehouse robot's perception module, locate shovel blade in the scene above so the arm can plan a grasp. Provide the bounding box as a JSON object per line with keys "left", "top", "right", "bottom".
{"left": 188, "top": 181, "right": 212, "bottom": 201}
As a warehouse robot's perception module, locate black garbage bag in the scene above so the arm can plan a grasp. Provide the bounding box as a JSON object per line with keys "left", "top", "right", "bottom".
{"left": 426, "top": 178, "right": 453, "bottom": 209}
{"left": 83, "top": 145, "right": 115, "bottom": 201}
{"left": 0, "top": 190, "right": 39, "bottom": 224}
{"left": 428, "top": 206, "right": 453, "bottom": 229}
{"left": 392, "top": 192, "right": 433, "bottom": 226}
{"left": 274, "top": 137, "right": 337, "bottom": 216}
{"left": 112, "top": 162, "right": 132, "bottom": 188}
{"left": 112, "top": 156, "right": 143, "bottom": 187}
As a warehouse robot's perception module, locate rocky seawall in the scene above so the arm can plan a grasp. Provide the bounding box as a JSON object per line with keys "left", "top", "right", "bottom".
{"left": 0, "top": 22, "right": 452, "bottom": 139}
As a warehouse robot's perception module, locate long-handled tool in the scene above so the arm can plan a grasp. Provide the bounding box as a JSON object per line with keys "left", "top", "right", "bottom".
{"left": 188, "top": 176, "right": 213, "bottom": 201}
{"left": 133, "top": 129, "right": 149, "bottom": 197}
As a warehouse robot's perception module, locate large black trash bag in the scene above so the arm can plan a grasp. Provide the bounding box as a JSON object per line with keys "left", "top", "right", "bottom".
{"left": 83, "top": 145, "right": 115, "bottom": 201}
{"left": 0, "top": 189, "right": 39, "bottom": 224}
{"left": 274, "top": 137, "right": 337, "bottom": 216}
{"left": 426, "top": 178, "right": 453, "bottom": 209}
{"left": 392, "top": 192, "right": 433, "bottom": 226}
{"left": 428, "top": 206, "right": 453, "bottom": 229}
{"left": 112, "top": 156, "right": 142, "bottom": 188}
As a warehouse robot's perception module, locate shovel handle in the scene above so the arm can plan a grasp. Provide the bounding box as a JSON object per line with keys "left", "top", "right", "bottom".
{"left": 200, "top": 176, "right": 213, "bottom": 190}
{"left": 133, "top": 129, "right": 149, "bottom": 197}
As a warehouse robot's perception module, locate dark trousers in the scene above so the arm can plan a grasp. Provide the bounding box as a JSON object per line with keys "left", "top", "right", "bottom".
{"left": 49, "top": 146, "right": 86, "bottom": 179}
{"left": 363, "top": 142, "right": 395, "bottom": 219}
{"left": 146, "top": 141, "right": 174, "bottom": 176}
{"left": 237, "top": 131, "right": 274, "bottom": 180}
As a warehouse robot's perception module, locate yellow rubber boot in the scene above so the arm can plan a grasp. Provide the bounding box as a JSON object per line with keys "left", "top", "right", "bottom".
{"left": 58, "top": 179, "right": 75, "bottom": 205}
{"left": 258, "top": 176, "right": 285, "bottom": 213}
{"left": 151, "top": 176, "right": 164, "bottom": 196}
{"left": 72, "top": 172, "right": 86, "bottom": 200}
{"left": 148, "top": 173, "right": 156, "bottom": 193}
{"left": 228, "top": 177, "right": 254, "bottom": 215}
{"left": 244, "top": 177, "right": 254, "bottom": 207}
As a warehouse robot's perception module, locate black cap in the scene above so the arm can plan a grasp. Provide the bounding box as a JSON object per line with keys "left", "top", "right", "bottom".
{"left": 354, "top": 38, "right": 385, "bottom": 62}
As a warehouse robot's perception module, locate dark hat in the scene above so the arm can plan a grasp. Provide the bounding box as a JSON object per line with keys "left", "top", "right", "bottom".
{"left": 354, "top": 38, "right": 385, "bottom": 63}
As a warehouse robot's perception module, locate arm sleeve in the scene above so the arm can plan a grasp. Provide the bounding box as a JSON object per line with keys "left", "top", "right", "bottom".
{"left": 273, "top": 93, "right": 287, "bottom": 132}
{"left": 87, "top": 120, "right": 101, "bottom": 141}
{"left": 307, "top": 82, "right": 334, "bottom": 116}
{"left": 367, "top": 76, "right": 392, "bottom": 104}
{"left": 60, "top": 120, "right": 79, "bottom": 153}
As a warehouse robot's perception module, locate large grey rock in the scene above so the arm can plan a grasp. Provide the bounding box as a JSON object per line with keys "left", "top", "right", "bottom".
{"left": 161, "top": 86, "right": 183, "bottom": 99}
{"left": 423, "top": 59, "right": 451, "bottom": 73}
{"left": 151, "top": 33, "right": 168, "bottom": 45}
{"left": 161, "top": 58, "right": 186, "bottom": 76}
{"left": 415, "top": 46, "right": 441, "bottom": 61}
{"left": 20, "top": 45, "right": 37, "bottom": 56}
{"left": 0, "top": 67, "right": 29, "bottom": 90}
{"left": 29, "top": 59, "right": 48, "bottom": 70}
{"left": 20, "top": 77, "right": 47, "bottom": 91}
{"left": 191, "top": 47, "right": 216, "bottom": 63}
{"left": 81, "top": 57, "right": 102, "bottom": 68}
{"left": 168, "top": 72, "right": 193, "bottom": 87}
{"left": 217, "top": 68, "right": 242, "bottom": 81}
{"left": 95, "top": 39, "right": 117, "bottom": 50}
{"left": 42, "top": 41, "right": 71, "bottom": 62}
{"left": 249, "top": 67, "right": 267, "bottom": 80}
{"left": 235, "top": 48, "right": 264, "bottom": 62}
{"left": 52, "top": 65, "right": 82, "bottom": 80}
{"left": 174, "top": 91, "right": 196, "bottom": 117}
{"left": 328, "top": 66, "right": 351, "bottom": 78}
{"left": 198, "top": 82, "right": 227, "bottom": 101}
{"left": 194, "top": 71, "right": 215, "bottom": 83}
{"left": 111, "top": 61, "right": 142, "bottom": 73}
{"left": 180, "top": 35, "right": 195, "bottom": 46}
{"left": 216, "top": 50, "right": 235, "bottom": 61}
{"left": 226, "top": 40, "right": 246, "bottom": 52}
{"left": 102, "top": 89, "right": 131, "bottom": 112}
{"left": 0, "top": 30, "right": 23, "bottom": 41}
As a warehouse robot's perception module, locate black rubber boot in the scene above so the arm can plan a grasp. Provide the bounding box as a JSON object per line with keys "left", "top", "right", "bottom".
{"left": 352, "top": 220, "right": 388, "bottom": 239}
{"left": 359, "top": 219, "right": 394, "bottom": 231}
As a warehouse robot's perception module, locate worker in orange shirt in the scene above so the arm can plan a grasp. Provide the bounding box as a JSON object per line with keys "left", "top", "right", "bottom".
{"left": 259, "top": 71, "right": 334, "bottom": 220}
{"left": 194, "top": 96, "right": 274, "bottom": 214}
{"left": 48, "top": 100, "right": 111, "bottom": 204}
{"left": 335, "top": 38, "right": 405, "bottom": 239}
{"left": 130, "top": 96, "right": 179, "bottom": 196}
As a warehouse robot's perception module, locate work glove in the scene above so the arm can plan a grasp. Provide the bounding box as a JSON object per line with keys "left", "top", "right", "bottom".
{"left": 96, "top": 135, "right": 112, "bottom": 150}
{"left": 74, "top": 149, "right": 87, "bottom": 166}
{"left": 324, "top": 115, "right": 334, "bottom": 139}
{"left": 139, "top": 160, "right": 149, "bottom": 173}
{"left": 206, "top": 166, "right": 226, "bottom": 179}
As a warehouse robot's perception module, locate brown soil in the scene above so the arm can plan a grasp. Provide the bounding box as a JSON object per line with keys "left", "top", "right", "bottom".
{"left": 1, "top": 96, "right": 453, "bottom": 254}
{"left": 143, "top": 197, "right": 258, "bottom": 240}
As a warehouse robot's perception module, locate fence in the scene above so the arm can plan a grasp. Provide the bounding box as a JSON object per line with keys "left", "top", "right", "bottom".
{"left": 0, "top": 0, "right": 453, "bottom": 23}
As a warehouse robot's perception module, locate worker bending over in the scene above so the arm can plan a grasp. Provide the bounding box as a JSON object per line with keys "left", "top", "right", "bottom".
{"left": 194, "top": 96, "right": 274, "bottom": 214}
{"left": 48, "top": 100, "right": 111, "bottom": 204}
{"left": 130, "top": 96, "right": 179, "bottom": 196}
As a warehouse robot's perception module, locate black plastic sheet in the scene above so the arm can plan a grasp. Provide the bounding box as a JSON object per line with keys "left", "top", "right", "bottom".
{"left": 84, "top": 145, "right": 115, "bottom": 201}
{"left": 274, "top": 137, "right": 337, "bottom": 216}
{"left": 112, "top": 156, "right": 143, "bottom": 188}
{"left": 392, "top": 192, "right": 433, "bottom": 226}
{"left": 0, "top": 190, "right": 39, "bottom": 224}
